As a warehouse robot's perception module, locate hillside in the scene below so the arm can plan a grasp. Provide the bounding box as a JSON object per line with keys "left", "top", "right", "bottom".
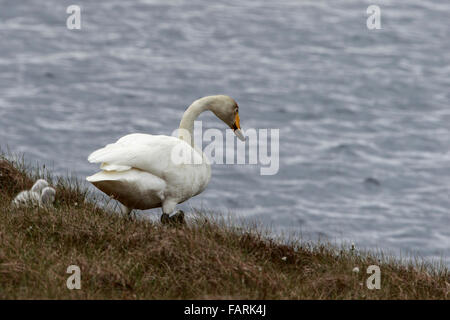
{"left": 0, "top": 156, "right": 448, "bottom": 299}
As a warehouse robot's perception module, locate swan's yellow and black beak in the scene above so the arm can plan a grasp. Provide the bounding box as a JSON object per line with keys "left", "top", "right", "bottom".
{"left": 231, "top": 113, "right": 245, "bottom": 141}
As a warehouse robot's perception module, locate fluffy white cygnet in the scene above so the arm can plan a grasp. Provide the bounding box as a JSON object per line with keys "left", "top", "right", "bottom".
{"left": 12, "top": 179, "right": 56, "bottom": 208}
{"left": 40, "top": 186, "right": 56, "bottom": 205}
{"left": 30, "top": 179, "right": 49, "bottom": 193}
{"left": 12, "top": 190, "right": 42, "bottom": 207}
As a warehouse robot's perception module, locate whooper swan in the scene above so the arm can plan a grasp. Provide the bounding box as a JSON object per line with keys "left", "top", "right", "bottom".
{"left": 86, "top": 95, "right": 245, "bottom": 223}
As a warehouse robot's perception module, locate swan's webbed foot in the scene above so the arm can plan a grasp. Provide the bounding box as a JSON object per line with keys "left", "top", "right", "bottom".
{"left": 161, "top": 210, "right": 185, "bottom": 226}
{"left": 161, "top": 213, "right": 170, "bottom": 224}
{"left": 171, "top": 210, "right": 185, "bottom": 225}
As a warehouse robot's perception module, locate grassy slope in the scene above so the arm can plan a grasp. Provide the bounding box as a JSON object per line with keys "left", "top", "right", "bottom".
{"left": 0, "top": 156, "right": 448, "bottom": 299}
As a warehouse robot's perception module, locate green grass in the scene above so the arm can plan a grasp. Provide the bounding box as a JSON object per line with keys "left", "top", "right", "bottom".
{"left": 0, "top": 155, "right": 448, "bottom": 299}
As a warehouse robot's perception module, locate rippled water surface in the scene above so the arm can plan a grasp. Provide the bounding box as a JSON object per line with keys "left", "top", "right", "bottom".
{"left": 1, "top": 0, "right": 449, "bottom": 265}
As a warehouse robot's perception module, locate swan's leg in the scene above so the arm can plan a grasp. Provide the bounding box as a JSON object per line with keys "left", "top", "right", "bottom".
{"left": 160, "top": 211, "right": 170, "bottom": 224}
{"left": 161, "top": 199, "right": 176, "bottom": 224}
{"left": 120, "top": 203, "right": 133, "bottom": 219}
{"left": 161, "top": 199, "right": 184, "bottom": 225}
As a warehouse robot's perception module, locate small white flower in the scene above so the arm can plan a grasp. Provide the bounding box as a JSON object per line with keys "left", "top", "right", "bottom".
{"left": 281, "top": 256, "right": 287, "bottom": 261}
{"left": 352, "top": 267, "right": 360, "bottom": 273}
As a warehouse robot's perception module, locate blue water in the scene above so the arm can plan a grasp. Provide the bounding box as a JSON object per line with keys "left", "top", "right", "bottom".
{"left": 0, "top": 0, "right": 449, "bottom": 266}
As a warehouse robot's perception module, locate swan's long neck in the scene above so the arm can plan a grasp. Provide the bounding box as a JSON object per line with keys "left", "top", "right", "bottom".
{"left": 178, "top": 98, "right": 209, "bottom": 147}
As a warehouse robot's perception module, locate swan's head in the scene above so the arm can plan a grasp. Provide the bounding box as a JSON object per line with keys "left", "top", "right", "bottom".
{"left": 205, "top": 95, "right": 245, "bottom": 141}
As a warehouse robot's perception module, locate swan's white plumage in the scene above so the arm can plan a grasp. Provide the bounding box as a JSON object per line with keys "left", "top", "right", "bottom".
{"left": 86, "top": 95, "right": 243, "bottom": 217}
{"left": 87, "top": 169, "right": 167, "bottom": 210}
{"left": 87, "top": 133, "right": 211, "bottom": 212}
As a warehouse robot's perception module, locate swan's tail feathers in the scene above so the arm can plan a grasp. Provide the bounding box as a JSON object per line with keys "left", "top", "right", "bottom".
{"left": 86, "top": 169, "right": 166, "bottom": 191}
{"left": 87, "top": 143, "right": 119, "bottom": 163}
{"left": 86, "top": 174, "right": 98, "bottom": 183}
{"left": 100, "top": 163, "right": 131, "bottom": 172}
{"left": 86, "top": 171, "right": 113, "bottom": 183}
{"left": 88, "top": 145, "right": 132, "bottom": 172}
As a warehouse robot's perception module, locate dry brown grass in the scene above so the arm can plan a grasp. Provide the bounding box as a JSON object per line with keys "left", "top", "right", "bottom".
{"left": 0, "top": 155, "right": 448, "bottom": 299}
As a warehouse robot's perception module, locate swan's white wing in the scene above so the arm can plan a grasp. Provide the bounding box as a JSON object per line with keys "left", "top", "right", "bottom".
{"left": 88, "top": 134, "right": 201, "bottom": 178}
{"left": 115, "top": 133, "right": 168, "bottom": 145}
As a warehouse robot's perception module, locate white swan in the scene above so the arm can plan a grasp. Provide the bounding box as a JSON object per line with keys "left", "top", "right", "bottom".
{"left": 87, "top": 95, "right": 245, "bottom": 223}
{"left": 12, "top": 179, "right": 56, "bottom": 208}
